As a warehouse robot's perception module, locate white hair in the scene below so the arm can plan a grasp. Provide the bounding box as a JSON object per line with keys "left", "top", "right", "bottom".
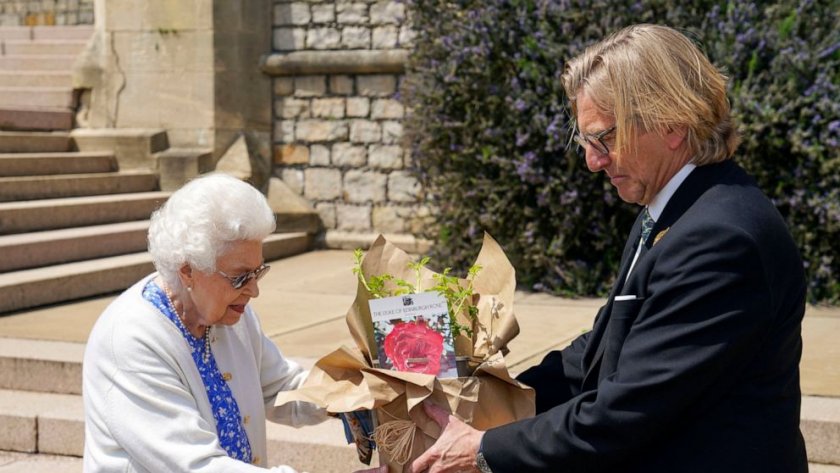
{"left": 148, "top": 173, "right": 276, "bottom": 288}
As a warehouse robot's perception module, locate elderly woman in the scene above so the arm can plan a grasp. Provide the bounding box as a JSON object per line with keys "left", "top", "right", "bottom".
{"left": 83, "top": 173, "right": 326, "bottom": 472}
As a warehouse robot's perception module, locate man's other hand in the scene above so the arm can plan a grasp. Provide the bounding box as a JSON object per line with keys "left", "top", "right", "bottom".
{"left": 409, "top": 402, "right": 483, "bottom": 473}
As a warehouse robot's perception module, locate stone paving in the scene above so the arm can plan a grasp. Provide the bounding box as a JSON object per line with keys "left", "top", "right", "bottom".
{"left": 0, "top": 249, "right": 838, "bottom": 471}
{"left": 1, "top": 249, "right": 837, "bottom": 394}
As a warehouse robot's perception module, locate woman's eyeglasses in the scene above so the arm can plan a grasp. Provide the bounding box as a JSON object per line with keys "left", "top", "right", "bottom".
{"left": 573, "top": 125, "right": 616, "bottom": 156}
{"left": 217, "top": 263, "right": 271, "bottom": 289}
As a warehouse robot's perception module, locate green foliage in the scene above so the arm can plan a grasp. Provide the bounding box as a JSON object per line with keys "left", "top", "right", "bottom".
{"left": 352, "top": 249, "right": 481, "bottom": 336}
{"left": 404, "top": 0, "right": 840, "bottom": 303}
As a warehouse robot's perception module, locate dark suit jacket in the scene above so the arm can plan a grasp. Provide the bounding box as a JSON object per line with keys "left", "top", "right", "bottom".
{"left": 483, "top": 160, "right": 807, "bottom": 472}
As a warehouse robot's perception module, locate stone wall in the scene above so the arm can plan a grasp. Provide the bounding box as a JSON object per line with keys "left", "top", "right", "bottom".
{"left": 266, "top": 1, "right": 430, "bottom": 244}
{"left": 0, "top": 0, "right": 93, "bottom": 26}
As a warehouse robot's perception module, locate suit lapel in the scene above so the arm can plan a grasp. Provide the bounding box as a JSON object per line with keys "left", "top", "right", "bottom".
{"left": 580, "top": 161, "right": 738, "bottom": 389}
{"left": 581, "top": 212, "right": 645, "bottom": 381}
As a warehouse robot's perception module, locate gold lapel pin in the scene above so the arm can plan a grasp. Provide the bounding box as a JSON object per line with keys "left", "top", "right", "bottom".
{"left": 653, "top": 227, "right": 670, "bottom": 246}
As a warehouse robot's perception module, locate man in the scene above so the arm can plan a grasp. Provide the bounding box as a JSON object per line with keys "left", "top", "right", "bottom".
{"left": 410, "top": 24, "right": 808, "bottom": 473}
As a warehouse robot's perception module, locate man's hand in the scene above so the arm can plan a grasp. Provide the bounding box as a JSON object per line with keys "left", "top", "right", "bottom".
{"left": 409, "top": 401, "right": 483, "bottom": 473}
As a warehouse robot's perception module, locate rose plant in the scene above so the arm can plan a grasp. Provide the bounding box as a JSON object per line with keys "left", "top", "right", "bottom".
{"left": 383, "top": 320, "right": 445, "bottom": 375}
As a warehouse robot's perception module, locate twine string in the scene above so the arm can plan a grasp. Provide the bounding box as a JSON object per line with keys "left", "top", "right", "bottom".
{"left": 372, "top": 411, "right": 417, "bottom": 465}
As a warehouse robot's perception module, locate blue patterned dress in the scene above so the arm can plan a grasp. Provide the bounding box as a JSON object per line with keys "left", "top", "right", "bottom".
{"left": 143, "top": 280, "right": 253, "bottom": 463}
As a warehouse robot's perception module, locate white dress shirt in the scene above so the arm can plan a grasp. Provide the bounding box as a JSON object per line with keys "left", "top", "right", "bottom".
{"left": 626, "top": 163, "right": 696, "bottom": 279}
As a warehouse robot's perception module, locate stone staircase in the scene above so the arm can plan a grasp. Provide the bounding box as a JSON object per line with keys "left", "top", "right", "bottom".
{"left": 0, "top": 131, "right": 169, "bottom": 313}
{"left": 0, "top": 130, "right": 316, "bottom": 314}
{"left": 0, "top": 25, "right": 91, "bottom": 131}
{"left": 0, "top": 24, "right": 319, "bottom": 315}
{"left": 0, "top": 338, "right": 364, "bottom": 472}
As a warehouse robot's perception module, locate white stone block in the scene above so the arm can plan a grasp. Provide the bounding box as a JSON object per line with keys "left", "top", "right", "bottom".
{"left": 312, "top": 98, "right": 345, "bottom": 118}
{"left": 336, "top": 203, "right": 372, "bottom": 231}
{"left": 371, "top": 1, "right": 404, "bottom": 24}
{"left": 274, "top": 3, "right": 311, "bottom": 26}
{"left": 382, "top": 120, "right": 403, "bottom": 144}
{"left": 274, "top": 77, "right": 295, "bottom": 97}
{"left": 275, "top": 120, "right": 296, "bottom": 143}
{"left": 344, "top": 170, "right": 387, "bottom": 203}
{"left": 296, "top": 120, "right": 349, "bottom": 142}
{"left": 276, "top": 97, "right": 310, "bottom": 119}
{"left": 341, "top": 26, "right": 371, "bottom": 49}
{"left": 305, "top": 168, "right": 342, "bottom": 200}
{"left": 0, "top": 414, "right": 35, "bottom": 452}
{"left": 315, "top": 202, "right": 338, "bottom": 229}
{"left": 307, "top": 27, "right": 341, "bottom": 49}
{"left": 332, "top": 143, "right": 367, "bottom": 167}
{"left": 336, "top": 2, "right": 368, "bottom": 24}
{"left": 311, "top": 4, "right": 335, "bottom": 23}
{"left": 346, "top": 97, "right": 370, "bottom": 117}
{"left": 350, "top": 119, "right": 381, "bottom": 143}
{"left": 357, "top": 75, "right": 396, "bottom": 97}
{"left": 275, "top": 144, "right": 310, "bottom": 165}
{"left": 273, "top": 27, "right": 307, "bottom": 51}
{"left": 371, "top": 98, "right": 404, "bottom": 119}
{"left": 281, "top": 168, "right": 305, "bottom": 195}
{"left": 329, "top": 75, "right": 354, "bottom": 95}
{"left": 368, "top": 144, "right": 403, "bottom": 168}
{"left": 388, "top": 171, "right": 422, "bottom": 202}
{"left": 372, "top": 26, "right": 398, "bottom": 48}
{"left": 372, "top": 205, "right": 405, "bottom": 233}
{"left": 39, "top": 416, "right": 84, "bottom": 456}
{"left": 399, "top": 25, "right": 416, "bottom": 47}
{"left": 294, "top": 75, "right": 327, "bottom": 97}
{"left": 405, "top": 204, "right": 435, "bottom": 234}
{"left": 310, "top": 144, "right": 330, "bottom": 166}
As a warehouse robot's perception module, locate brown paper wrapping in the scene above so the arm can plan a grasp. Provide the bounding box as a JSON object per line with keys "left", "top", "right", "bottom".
{"left": 274, "top": 233, "right": 535, "bottom": 472}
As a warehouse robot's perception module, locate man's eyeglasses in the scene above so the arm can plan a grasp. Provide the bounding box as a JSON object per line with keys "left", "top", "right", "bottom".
{"left": 573, "top": 125, "right": 616, "bottom": 156}
{"left": 217, "top": 263, "right": 271, "bottom": 289}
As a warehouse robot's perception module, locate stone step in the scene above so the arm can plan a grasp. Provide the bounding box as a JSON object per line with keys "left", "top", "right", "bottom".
{"left": 0, "top": 389, "right": 84, "bottom": 457}
{"left": 31, "top": 26, "right": 94, "bottom": 41}
{"left": 0, "top": 450, "right": 83, "bottom": 472}
{"left": 0, "top": 233, "right": 310, "bottom": 314}
{"left": 0, "top": 339, "right": 83, "bottom": 395}
{"left": 0, "top": 87, "right": 76, "bottom": 109}
{"left": 0, "top": 253, "right": 155, "bottom": 314}
{"left": 0, "top": 107, "right": 74, "bottom": 131}
{"left": 0, "top": 388, "right": 364, "bottom": 472}
{"left": 0, "top": 452, "right": 819, "bottom": 473}
{"left": 0, "top": 386, "right": 836, "bottom": 469}
{"left": 0, "top": 220, "right": 150, "bottom": 272}
{"left": 0, "top": 27, "right": 30, "bottom": 41}
{"left": 0, "top": 171, "right": 159, "bottom": 202}
{"left": 0, "top": 131, "right": 71, "bottom": 152}
{"left": 1, "top": 40, "right": 88, "bottom": 56}
{"left": 0, "top": 151, "right": 114, "bottom": 176}
{"left": 0, "top": 72, "right": 72, "bottom": 88}
{"left": 0, "top": 55, "right": 77, "bottom": 71}
{"left": 0, "top": 25, "right": 93, "bottom": 41}
{"left": 0, "top": 191, "right": 169, "bottom": 234}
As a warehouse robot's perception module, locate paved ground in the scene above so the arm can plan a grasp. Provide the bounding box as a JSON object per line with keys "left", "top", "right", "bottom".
{"left": 0, "top": 249, "right": 838, "bottom": 396}
{"left": 0, "top": 249, "right": 839, "bottom": 472}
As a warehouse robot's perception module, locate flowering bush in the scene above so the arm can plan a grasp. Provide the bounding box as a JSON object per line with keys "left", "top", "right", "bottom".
{"left": 403, "top": 0, "right": 840, "bottom": 303}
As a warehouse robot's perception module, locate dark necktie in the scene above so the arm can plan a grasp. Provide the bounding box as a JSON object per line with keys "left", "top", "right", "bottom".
{"left": 641, "top": 208, "right": 654, "bottom": 245}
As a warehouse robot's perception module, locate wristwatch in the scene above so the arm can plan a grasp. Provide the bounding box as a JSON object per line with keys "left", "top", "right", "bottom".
{"left": 475, "top": 438, "right": 493, "bottom": 473}
{"left": 475, "top": 450, "right": 493, "bottom": 473}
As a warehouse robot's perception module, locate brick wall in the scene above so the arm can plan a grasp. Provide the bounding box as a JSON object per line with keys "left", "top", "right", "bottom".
{"left": 269, "top": 1, "right": 430, "bottom": 239}
{"left": 0, "top": 0, "right": 94, "bottom": 26}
